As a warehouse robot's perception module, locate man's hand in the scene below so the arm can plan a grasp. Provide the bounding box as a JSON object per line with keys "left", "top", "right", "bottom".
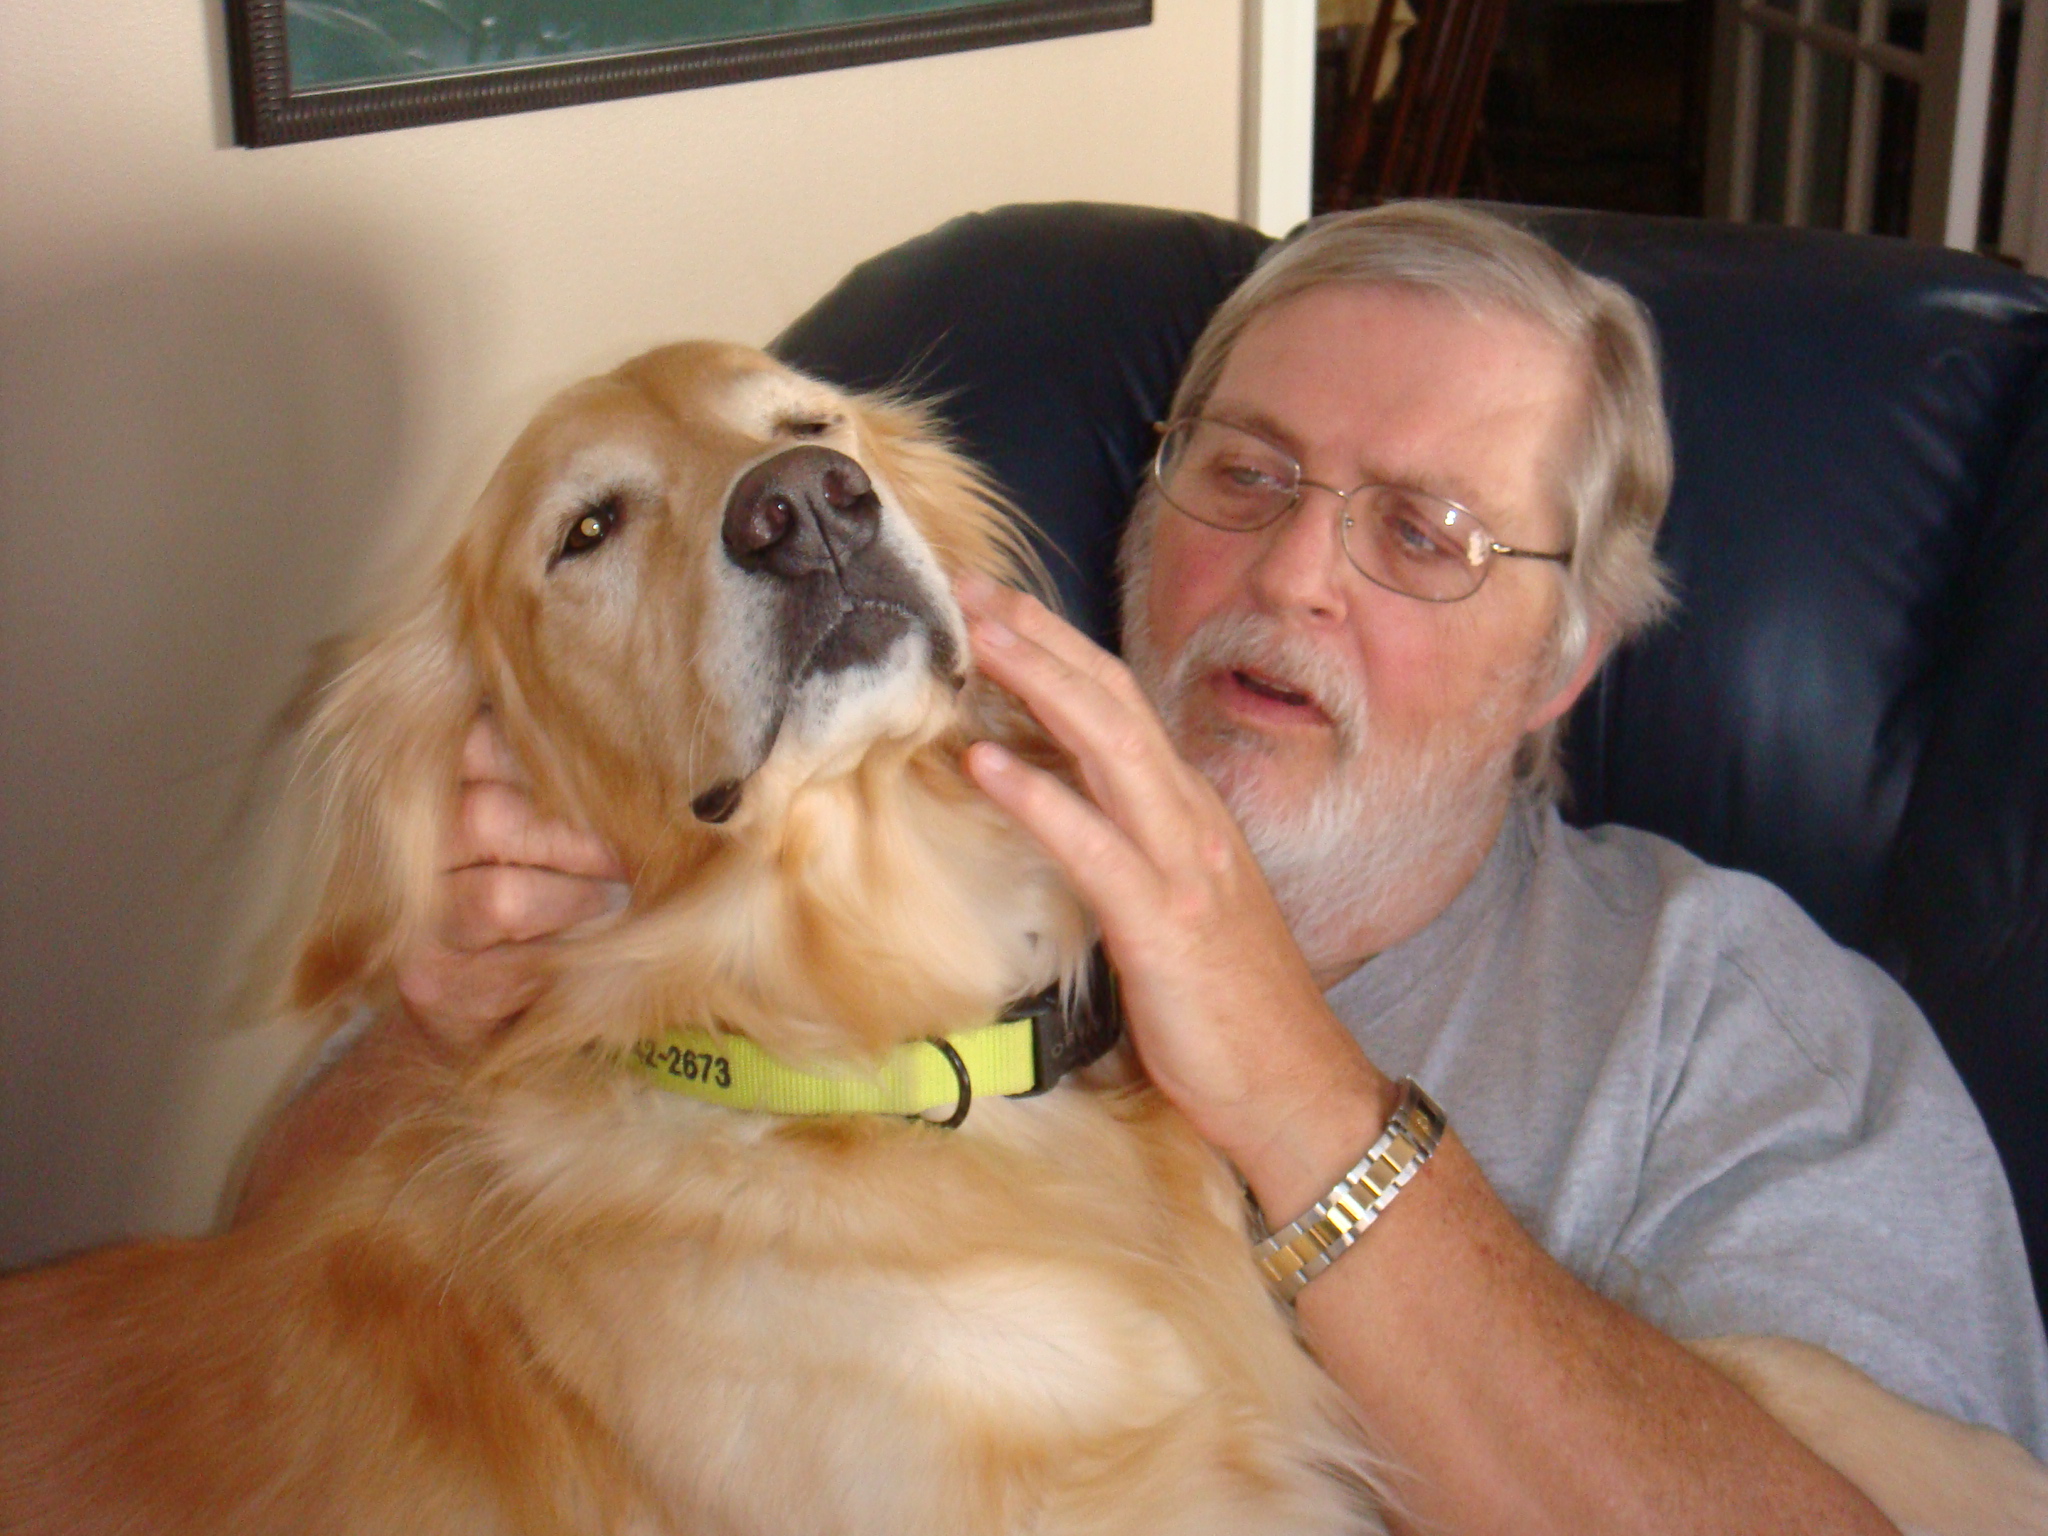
{"left": 396, "top": 714, "right": 629, "bottom": 1050}
{"left": 954, "top": 574, "right": 1392, "bottom": 1214}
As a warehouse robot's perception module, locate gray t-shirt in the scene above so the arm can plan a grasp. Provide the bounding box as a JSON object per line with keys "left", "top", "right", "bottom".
{"left": 1325, "top": 800, "right": 2048, "bottom": 1455}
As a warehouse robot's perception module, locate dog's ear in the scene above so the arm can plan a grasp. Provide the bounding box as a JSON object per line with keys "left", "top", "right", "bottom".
{"left": 286, "top": 589, "right": 480, "bottom": 1017}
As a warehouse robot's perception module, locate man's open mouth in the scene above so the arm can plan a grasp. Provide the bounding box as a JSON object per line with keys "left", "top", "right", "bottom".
{"left": 1230, "top": 668, "right": 1315, "bottom": 710}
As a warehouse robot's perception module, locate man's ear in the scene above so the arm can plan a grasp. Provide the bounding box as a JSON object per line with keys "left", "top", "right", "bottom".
{"left": 1524, "top": 625, "right": 1611, "bottom": 734}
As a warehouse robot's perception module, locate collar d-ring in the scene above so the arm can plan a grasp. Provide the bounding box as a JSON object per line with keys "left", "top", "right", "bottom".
{"left": 922, "top": 1035, "right": 973, "bottom": 1129}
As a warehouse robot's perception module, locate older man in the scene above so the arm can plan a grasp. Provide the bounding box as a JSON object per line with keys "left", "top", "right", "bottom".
{"left": 250, "top": 205, "right": 2048, "bottom": 1532}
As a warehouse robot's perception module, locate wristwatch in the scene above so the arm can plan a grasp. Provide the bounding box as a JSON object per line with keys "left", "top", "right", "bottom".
{"left": 1250, "top": 1077, "right": 1447, "bottom": 1304}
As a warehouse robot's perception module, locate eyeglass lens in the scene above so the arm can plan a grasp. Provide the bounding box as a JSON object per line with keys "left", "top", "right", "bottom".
{"left": 1155, "top": 420, "right": 1492, "bottom": 602}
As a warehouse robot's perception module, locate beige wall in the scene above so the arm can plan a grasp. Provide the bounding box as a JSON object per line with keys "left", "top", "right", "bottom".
{"left": 0, "top": 3, "right": 1244, "bottom": 1266}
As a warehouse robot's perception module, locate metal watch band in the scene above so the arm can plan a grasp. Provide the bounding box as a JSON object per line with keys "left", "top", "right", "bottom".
{"left": 1251, "top": 1078, "right": 1447, "bottom": 1304}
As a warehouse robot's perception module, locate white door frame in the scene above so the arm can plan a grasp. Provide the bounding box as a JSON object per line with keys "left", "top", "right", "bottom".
{"left": 1242, "top": 0, "right": 1319, "bottom": 236}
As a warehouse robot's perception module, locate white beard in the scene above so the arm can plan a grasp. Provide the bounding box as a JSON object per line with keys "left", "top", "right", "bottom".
{"left": 1120, "top": 507, "right": 1525, "bottom": 970}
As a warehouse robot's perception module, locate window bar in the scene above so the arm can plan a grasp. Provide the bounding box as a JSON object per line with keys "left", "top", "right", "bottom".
{"left": 1732, "top": 11, "right": 1765, "bottom": 219}
{"left": 1785, "top": 0, "right": 1824, "bottom": 223}
{"left": 1843, "top": 0, "right": 1887, "bottom": 232}
{"left": 1739, "top": 4, "right": 1924, "bottom": 82}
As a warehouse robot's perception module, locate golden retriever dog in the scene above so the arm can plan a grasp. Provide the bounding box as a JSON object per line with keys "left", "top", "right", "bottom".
{"left": 0, "top": 342, "right": 1382, "bottom": 1535}
{"left": 1, "top": 341, "right": 2042, "bottom": 1536}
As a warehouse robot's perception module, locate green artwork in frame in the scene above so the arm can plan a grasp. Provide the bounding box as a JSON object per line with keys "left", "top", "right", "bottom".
{"left": 226, "top": 0, "right": 1149, "bottom": 145}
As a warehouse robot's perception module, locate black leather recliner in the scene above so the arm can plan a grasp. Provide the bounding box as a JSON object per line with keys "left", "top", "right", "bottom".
{"left": 772, "top": 202, "right": 2048, "bottom": 1324}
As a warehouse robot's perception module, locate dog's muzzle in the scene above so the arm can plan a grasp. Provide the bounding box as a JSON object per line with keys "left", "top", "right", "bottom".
{"left": 721, "top": 444, "right": 958, "bottom": 684}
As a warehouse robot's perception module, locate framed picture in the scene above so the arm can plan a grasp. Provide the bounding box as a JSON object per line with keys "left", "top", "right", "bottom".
{"left": 226, "top": 0, "right": 1150, "bottom": 147}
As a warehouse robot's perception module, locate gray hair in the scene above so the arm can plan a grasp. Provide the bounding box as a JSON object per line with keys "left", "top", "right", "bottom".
{"left": 1130, "top": 201, "right": 1676, "bottom": 796}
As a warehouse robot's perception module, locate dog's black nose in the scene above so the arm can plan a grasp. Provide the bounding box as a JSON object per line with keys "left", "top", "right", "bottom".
{"left": 723, "top": 446, "right": 881, "bottom": 577}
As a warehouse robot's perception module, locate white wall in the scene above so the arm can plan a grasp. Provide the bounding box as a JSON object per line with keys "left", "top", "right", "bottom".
{"left": 0, "top": 3, "right": 1244, "bottom": 1266}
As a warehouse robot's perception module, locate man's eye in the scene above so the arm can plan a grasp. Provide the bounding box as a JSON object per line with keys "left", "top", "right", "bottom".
{"left": 1392, "top": 516, "right": 1437, "bottom": 555}
{"left": 1208, "top": 458, "right": 1288, "bottom": 494}
{"left": 1383, "top": 505, "right": 1457, "bottom": 562}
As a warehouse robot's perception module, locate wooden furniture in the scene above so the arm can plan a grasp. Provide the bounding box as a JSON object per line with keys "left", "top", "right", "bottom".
{"left": 1322, "top": 0, "right": 1516, "bottom": 205}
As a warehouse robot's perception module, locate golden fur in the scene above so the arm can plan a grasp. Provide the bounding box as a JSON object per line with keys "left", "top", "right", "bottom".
{"left": 0, "top": 343, "right": 1380, "bottom": 1535}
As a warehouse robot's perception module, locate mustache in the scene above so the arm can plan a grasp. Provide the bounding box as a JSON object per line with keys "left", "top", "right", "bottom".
{"left": 1160, "top": 612, "right": 1366, "bottom": 757}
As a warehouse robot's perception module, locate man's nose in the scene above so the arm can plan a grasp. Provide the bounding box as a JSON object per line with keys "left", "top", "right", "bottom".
{"left": 1245, "top": 483, "right": 1352, "bottom": 621}
{"left": 722, "top": 445, "right": 881, "bottom": 579}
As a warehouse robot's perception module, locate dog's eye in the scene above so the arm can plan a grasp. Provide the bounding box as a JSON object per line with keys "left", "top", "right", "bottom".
{"left": 554, "top": 494, "right": 623, "bottom": 566}
{"left": 780, "top": 416, "right": 833, "bottom": 439}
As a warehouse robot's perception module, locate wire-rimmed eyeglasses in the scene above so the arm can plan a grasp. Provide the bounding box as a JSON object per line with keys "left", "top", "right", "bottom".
{"left": 1149, "top": 418, "right": 1572, "bottom": 604}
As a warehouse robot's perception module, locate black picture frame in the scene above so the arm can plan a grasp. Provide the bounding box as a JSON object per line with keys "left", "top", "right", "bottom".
{"left": 226, "top": 1, "right": 1151, "bottom": 148}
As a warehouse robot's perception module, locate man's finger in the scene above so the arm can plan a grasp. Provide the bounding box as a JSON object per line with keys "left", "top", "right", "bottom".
{"left": 958, "top": 576, "right": 1179, "bottom": 768}
{"left": 963, "top": 740, "right": 1166, "bottom": 939}
{"left": 396, "top": 945, "right": 553, "bottom": 1051}
{"left": 448, "top": 782, "right": 628, "bottom": 880}
{"left": 439, "top": 866, "right": 627, "bottom": 951}
{"left": 459, "top": 713, "right": 528, "bottom": 786}
{"left": 963, "top": 602, "right": 1209, "bottom": 863}
{"left": 957, "top": 574, "right": 1145, "bottom": 705}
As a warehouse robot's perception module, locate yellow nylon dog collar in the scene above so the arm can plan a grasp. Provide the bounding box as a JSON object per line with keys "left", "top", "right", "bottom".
{"left": 626, "top": 1021, "right": 1038, "bottom": 1120}
{"left": 627, "top": 949, "right": 1125, "bottom": 1128}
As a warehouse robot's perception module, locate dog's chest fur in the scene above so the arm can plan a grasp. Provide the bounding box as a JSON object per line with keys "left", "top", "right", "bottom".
{"left": 408, "top": 1071, "right": 1378, "bottom": 1535}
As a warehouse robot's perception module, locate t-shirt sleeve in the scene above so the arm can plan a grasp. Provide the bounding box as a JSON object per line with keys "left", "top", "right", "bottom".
{"left": 1601, "top": 871, "right": 2048, "bottom": 1455}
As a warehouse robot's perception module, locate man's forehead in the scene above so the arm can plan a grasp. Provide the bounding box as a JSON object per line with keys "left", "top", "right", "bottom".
{"left": 1200, "top": 400, "right": 1495, "bottom": 511}
{"left": 1205, "top": 285, "right": 1582, "bottom": 517}
{"left": 1226, "top": 281, "right": 1575, "bottom": 379}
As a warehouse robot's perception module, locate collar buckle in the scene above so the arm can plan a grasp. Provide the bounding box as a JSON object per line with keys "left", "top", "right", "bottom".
{"left": 1005, "top": 946, "right": 1123, "bottom": 1095}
